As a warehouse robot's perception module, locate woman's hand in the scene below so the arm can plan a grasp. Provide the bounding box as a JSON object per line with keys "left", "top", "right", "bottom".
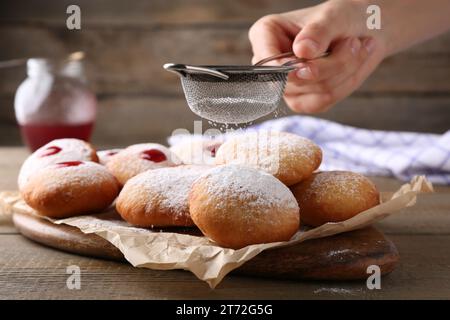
{"left": 249, "top": 0, "right": 387, "bottom": 113}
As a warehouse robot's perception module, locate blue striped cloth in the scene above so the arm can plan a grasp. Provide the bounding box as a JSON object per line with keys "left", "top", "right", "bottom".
{"left": 253, "top": 116, "right": 450, "bottom": 185}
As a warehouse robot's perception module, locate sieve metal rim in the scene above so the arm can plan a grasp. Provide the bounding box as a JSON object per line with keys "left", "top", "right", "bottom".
{"left": 194, "top": 65, "right": 295, "bottom": 74}
{"left": 164, "top": 64, "right": 295, "bottom": 78}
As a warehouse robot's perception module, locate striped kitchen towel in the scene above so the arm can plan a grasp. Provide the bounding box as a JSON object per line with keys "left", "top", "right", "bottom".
{"left": 168, "top": 116, "right": 450, "bottom": 184}
{"left": 253, "top": 116, "right": 450, "bottom": 185}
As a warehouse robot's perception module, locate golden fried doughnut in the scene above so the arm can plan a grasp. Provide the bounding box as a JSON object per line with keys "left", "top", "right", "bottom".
{"left": 189, "top": 165, "right": 300, "bottom": 249}
{"left": 106, "top": 143, "right": 180, "bottom": 185}
{"left": 291, "top": 171, "right": 380, "bottom": 226}
{"left": 215, "top": 130, "right": 322, "bottom": 186}
{"left": 97, "top": 148, "right": 122, "bottom": 165}
{"left": 18, "top": 138, "right": 99, "bottom": 190}
{"left": 21, "top": 161, "right": 119, "bottom": 219}
{"left": 116, "top": 165, "right": 211, "bottom": 227}
{"left": 170, "top": 139, "right": 222, "bottom": 165}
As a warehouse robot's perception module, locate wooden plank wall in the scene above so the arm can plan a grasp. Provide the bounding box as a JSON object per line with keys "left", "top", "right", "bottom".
{"left": 0, "top": 0, "right": 449, "bottom": 147}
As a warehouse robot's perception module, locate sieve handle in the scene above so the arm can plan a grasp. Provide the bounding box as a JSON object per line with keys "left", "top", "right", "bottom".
{"left": 163, "top": 63, "right": 229, "bottom": 80}
{"left": 254, "top": 51, "right": 330, "bottom": 67}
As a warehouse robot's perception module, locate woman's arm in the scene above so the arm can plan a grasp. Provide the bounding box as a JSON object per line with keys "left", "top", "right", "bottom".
{"left": 248, "top": 0, "right": 450, "bottom": 113}
{"left": 363, "top": 0, "right": 450, "bottom": 56}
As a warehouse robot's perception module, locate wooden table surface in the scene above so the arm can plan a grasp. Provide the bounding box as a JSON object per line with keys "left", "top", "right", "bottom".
{"left": 1, "top": 147, "right": 449, "bottom": 300}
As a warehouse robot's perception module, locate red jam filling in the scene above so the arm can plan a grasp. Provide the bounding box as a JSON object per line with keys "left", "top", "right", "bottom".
{"left": 106, "top": 151, "right": 118, "bottom": 156}
{"left": 39, "top": 146, "right": 62, "bottom": 157}
{"left": 206, "top": 145, "right": 219, "bottom": 157}
{"left": 140, "top": 149, "right": 167, "bottom": 162}
{"left": 56, "top": 161, "right": 83, "bottom": 167}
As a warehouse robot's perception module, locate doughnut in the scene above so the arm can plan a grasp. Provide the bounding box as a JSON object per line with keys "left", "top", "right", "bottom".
{"left": 106, "top": 143, "right": 181, "bottom": 185}
{"left": 214, "top": 130, "right": 322, "bottom": 186}
{"left": 290, "top": 171, "right": 380, "bottom": 227}
{"left": 189, "top": 165, "right": 300, "bottom": 249}
{"left": 21, "top": 161, "right": 120, "bottom": 219}
{"left": 116, "top": 165, "right": 211, "bottom": 227}
{"left": 97, "top": 148, "right": 122, "bottom": 165}
{"left": 18, "top": 138, "right": 99, "bottom": 190}
{"left": 170, "top": 139, "right": 222, "bottom": 165}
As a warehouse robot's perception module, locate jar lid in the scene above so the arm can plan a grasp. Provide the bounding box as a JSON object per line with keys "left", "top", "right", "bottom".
{"left": 26, "top": 56, "right": 85, "bottom": 82}
{"left": 27, "top": 58, "right": 53, "bottom": 77}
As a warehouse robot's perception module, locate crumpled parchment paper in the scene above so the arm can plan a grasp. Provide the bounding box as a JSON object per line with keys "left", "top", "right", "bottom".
{"left": 0, "top": 175, "right": 433, "bottom": 288}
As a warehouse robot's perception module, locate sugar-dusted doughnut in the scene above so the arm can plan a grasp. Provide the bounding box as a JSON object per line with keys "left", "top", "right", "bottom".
{"left": 106, "top": 143, "right": 181, "bottom": 185}
{"left": 291, "top": 171, "right": 380, "bottom": 227}
{"left": 18, "top": 138, "right": 99, "bottom": 190}
{"left": 170, "top": 139, "right": 222, "bottom": 165}
{"left": 189, "top": 165, "right": 300, "bottom": 249}
{"left": 21, "top": 161, "right": 120, "bottom": 219}
{"left": 116, "top": 165, "right": 210, "bottom": 227}
{"left": 214, "top": 130, "right": 322, "bottom": 186}
{"left": 97, "top": 148, "right": 122, "bottom": 166}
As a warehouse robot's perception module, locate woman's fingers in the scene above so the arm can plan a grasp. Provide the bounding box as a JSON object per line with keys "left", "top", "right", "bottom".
{"left": 294, "top": 37, "right": 362, "bottom": 82}
{"left": 284, "top": 38, "right": 379, "bottom": 113}
{"left": 292, "top": 13, "right": 342, "bottom": 59}
{"left": 285, "top": 74, "right": 359, "bottom": 113}
{"left": 284, "top": 92, "right": 332, "bottom": 114}
{"left": 248, "top": 15, "right": 298, "bottom": 64}
{"left": 284, "top": 37, "right": 372, "bottom": 95}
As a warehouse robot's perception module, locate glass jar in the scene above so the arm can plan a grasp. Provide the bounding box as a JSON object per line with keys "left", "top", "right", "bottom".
{"left": 14, "top": 57, "right": 97, "bottom": 151}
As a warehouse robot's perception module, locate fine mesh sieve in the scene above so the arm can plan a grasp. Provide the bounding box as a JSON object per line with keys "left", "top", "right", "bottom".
{"left": 164, "top": 51, "right": 328, "bottom": 124}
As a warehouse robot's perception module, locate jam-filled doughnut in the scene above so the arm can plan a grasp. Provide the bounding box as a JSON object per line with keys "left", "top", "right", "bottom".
{"left": 214, "top": 130, "right": 322, "bottom": 186}
{"left": 116, "top": 165, "right": 210, "bottom": 227}
{"left": 170, "top": 139, "right": 222, "bottom": 165}
{"left": 21, "top": 161, "right": 120, "bottom": 219}
{"left": 189, "top": 165, "right": 300, "bottom": 249}
{"left": 106, "top": 143, "right": 180, "bottom": 185}
{"left": 291, "top": 171, "right": 380, "bottom": 227}
{"left": 18, "top": 138, "right": 99, "bottom": 190}
{"left": 97, "top": 149, "right": 122, "bottom": 166}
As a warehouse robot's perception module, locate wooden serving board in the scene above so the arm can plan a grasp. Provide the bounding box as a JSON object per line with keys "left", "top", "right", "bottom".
{"left": 12, "top": 210, "right": 399, "bottom": 280}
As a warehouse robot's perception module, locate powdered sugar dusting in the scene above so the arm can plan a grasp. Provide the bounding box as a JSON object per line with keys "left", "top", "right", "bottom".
{"left": 302, "top": 171, "right": 375, "bottom": 202}
{"left": 98, "top": 148, "right": 122, "bottom": 165}
{"left": 125, "top": 165, "right": 209, "bottom": 216}
{"left": 313, "top": 287, "right": 362, "bottom": 295}
{"left": 215, "top": 130, "right": 318, "bottom": 175}
{"left": 171, "top": 139, "right": 222, "bottom": 165}
{"left": 199, "top": 165, "right": 298, "bottom": 212}
{"left": 106, "top": 143, "right": 182, "bottom": 184}
{"left": 119, "top": 143, "right": 180, "bottom": 167}
{"left": 31, "top": 161, "right": 117, "bottom": 191}
{"left": 18, "top": 138, "right": 95, "bottom": 189}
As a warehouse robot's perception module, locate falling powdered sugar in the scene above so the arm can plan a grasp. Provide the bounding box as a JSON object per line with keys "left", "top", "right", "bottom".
{"left": 190, "top": 98, "right": 277, "bottom": 124}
